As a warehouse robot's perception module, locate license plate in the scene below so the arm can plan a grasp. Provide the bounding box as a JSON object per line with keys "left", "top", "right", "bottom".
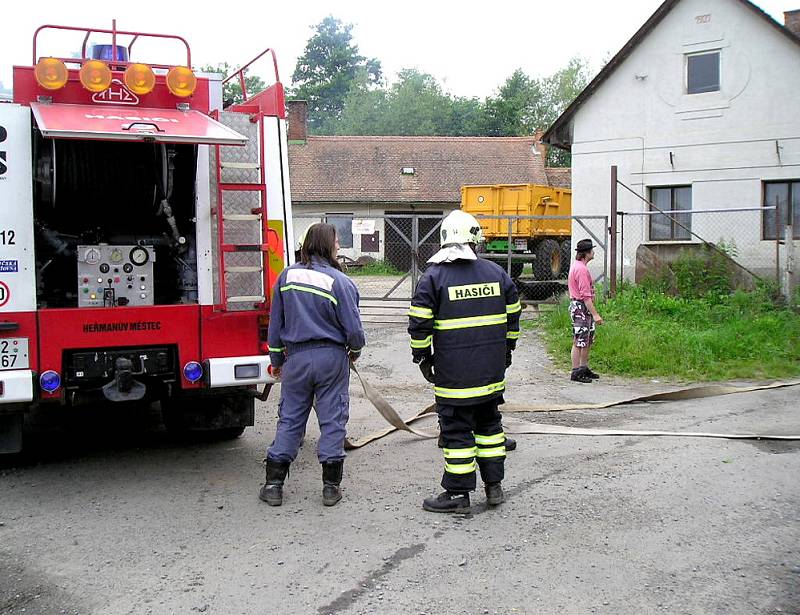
{"left": 514, "top": 239, "right": 528, "bottom": 250}
{"left": 0, "top": 338, "right": 29, "bottom": 370}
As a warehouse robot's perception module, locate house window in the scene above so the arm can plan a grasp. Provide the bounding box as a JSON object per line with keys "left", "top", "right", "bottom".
{"left": 649, "top": 186, "right": 692, "bottom": 241}
{"left": 763, "top": 181, "right": 800, "bottom": 240}
{"left": 686, "top": 51, "right": 720, "bottom": 94}
{"left": 326, "top": 215, "right": 353, "bottom": 248}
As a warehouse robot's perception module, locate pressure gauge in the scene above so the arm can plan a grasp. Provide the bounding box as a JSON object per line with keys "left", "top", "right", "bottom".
{"left": 84, "top": 248, "right": 101, "bottom": 265}
{"left": 130, "top": 246, "right": 149, "bottom": 266}
{"left": 110, "top": 248, "right": 124, "bottom": 264}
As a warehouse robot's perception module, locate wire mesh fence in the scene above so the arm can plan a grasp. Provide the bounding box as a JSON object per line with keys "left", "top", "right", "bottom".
{"left": 608, "top": 169, "right": 798, "bottom": 300}
{"left": 293, "top": 213, "right": 609, "bottom": 303}
{"left": 617, "top": 206, "right": 782, "bottom": 284}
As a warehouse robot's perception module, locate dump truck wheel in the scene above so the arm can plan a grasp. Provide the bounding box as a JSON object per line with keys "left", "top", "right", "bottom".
{"left": 510, "top": 262, "right": 524, "bottom": 279}
{"left": 517, "top": 280, "right": 559, "bottom": 301}
{"left": 559, "top": 240, "right": 571, "bottom": 278}
{"left": 533, "top": 239, "right": 561, "bottom": 280}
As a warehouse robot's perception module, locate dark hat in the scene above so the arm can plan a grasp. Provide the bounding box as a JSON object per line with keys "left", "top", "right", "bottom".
{"left": 575, "top": 239, "right": 595, "bottom": 252}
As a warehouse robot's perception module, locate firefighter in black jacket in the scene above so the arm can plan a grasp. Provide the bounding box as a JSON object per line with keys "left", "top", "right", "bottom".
{"left": 409, "top": 210, "right": 521, "bottom": 513}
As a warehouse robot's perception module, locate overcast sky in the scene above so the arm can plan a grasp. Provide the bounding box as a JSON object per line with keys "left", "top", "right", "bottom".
{"left": 0, "top": 0, "right": 791, "bottom": 97}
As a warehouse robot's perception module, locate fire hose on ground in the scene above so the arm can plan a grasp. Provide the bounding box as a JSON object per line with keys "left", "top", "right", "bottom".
{"left": 255, "top": 368, "right": 800, "bottom": 449}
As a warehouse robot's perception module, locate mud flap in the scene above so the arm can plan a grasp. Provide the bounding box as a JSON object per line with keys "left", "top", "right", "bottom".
{"left": 161, "top": 389, "right": 254, "bottom": 432}
{"left": 0, "top": 413, "right": 23, "bottom": 454}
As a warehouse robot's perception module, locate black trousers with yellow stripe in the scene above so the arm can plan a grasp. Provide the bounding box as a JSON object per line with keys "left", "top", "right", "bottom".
{"left": 438, "top": 399, "right": 506, "bottom": 493}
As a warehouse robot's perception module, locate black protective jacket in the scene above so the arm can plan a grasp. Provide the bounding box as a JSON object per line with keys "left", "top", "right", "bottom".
{"left": 408, "top": 257, "right": 521, "bottom": 406}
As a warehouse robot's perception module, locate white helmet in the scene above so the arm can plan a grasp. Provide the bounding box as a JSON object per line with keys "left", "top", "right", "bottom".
{"left": 440, "top": 210, "right": 483, "bottom": 246}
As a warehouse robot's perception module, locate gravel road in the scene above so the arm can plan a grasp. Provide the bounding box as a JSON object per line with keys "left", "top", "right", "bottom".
{"left": 1, "top": 321, "right": 798, "bottom": 615}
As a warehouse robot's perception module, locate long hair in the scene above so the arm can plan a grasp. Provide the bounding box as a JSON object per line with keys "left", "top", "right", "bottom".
{"left": 300, "top": 223, "right": 342, "bottom": 270}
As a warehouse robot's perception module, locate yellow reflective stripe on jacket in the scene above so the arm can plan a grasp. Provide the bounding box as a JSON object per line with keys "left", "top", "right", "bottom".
{"left": 476, "top": 446, "right": 506, "bottom": 458}
{"left": 280, "top": 284, "right": 338, "bottom": 305}
{"left": 434, "top": 380, "right": 506, "bottom": 399}
{"left": 474, "top": 432, "right": 506, "bottom": 446}
{"left": 408, "top": 305, "right": 434, "bottom": 319}
{"left": 506, "top": 301, "right": 522, "bottom": 314}
{"left": 268, "top": 346, "right": 285, "bottom": 353}
{"left": 443, "top": 447, "right": 477, "bottom": 459}
{"left": 444, "top": 461, "right": 477, "bottom": 475}
{"left": 433, "top": 313, "right": 507, "bottom": 331}
{"left": 410, "top": 335, "right": 433, "bottom": 349}
{"left": 506, "top": 330, "right": 520, "bottom": 340}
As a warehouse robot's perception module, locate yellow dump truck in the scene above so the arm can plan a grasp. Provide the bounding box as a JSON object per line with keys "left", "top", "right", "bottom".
{"left": 461, "top": 184, "right": 572, "bottom": 281}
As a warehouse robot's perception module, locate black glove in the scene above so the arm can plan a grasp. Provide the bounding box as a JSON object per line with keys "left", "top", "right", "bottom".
{"left": 505, "top": 349, "right": 513, "bottom": 368}
{"left": 419, "top": 358, "right": 435, "bottom": 383}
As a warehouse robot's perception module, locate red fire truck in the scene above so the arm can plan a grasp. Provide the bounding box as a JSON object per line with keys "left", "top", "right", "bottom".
{"left": 0, "top": 22, "right": 294, "bottom": 453}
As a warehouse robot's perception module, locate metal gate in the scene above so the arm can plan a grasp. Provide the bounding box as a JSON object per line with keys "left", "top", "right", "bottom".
{"left": 292, "top": 212, "right": 610, "bottom": 309}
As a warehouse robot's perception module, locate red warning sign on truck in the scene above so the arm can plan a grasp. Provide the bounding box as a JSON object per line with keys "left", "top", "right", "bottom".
{"left": 0, "top": 280, "right": 10, "bottom": 308}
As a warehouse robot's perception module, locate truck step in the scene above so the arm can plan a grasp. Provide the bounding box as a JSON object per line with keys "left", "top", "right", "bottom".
{"left": 220, "top": 162, "right": 260, "bottom": 169}
{"left": 226, "top": 295, "right": 265, "bottom": 303}
{"left": 223, "top": 214, "right": 261, "bottom": 221}
{"left": 225, "top": 266, "right": 263, "bottom": 273}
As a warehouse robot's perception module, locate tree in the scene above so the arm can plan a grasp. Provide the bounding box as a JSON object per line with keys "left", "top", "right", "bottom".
{"left": 484, "top": 58, "right": 592, "bottom": 165}
{"left": 483, "top": 69, "right": 540, "bottom": 136}
{"left": 538, "top": 57, "right": 592, "bottom": 166}
{"left": 333, "top": 69, "right": 486, "bottom": 136}
{"left": 200, "top": 63, "right": 266, "bottom": 107}
{"left": 291, "top": 16, "right": 382, "bottom": 133}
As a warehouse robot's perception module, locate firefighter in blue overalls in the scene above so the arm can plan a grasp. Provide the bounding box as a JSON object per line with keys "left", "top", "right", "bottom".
{"left": 260, "top": 223, "right": 365, "bottom": 507}
{"left": 409, "top": 210, "right": 521, "bottom": 513}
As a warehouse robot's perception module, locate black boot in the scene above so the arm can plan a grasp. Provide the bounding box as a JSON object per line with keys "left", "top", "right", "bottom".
{"left": 322, "top": 460, "right": 344, "bottom": 507}
{"left": 585, "top": 367, "right": 600, "bottom": 379}
{"left": 485, "top": 482, "right": 505, "bottom": 506}
{"left": 422, "top": 491, "right": 471, "bottom": 513}
{"left": 259, "top": 459, "right": 290, "bottom": 506}
{"left": 504, "top": 437, "right": 517, "bottom": 452}
{"left": 570, "top": 367, "right": 592, "bottom": 383}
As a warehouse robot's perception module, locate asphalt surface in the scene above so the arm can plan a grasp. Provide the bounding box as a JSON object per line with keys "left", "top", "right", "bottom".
{"left": 1, "top": 320, "right": 799, "bottom": 615}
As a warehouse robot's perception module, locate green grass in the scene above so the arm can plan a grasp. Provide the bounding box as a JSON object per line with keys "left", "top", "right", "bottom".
{"left": 529, "top": 285, "right": 800, "bottom": 381}
{"left": 347, "top": 260, "right": 404, "bottom": 276}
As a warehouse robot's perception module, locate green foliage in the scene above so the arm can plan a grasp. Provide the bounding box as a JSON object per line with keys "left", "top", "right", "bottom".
{"left": 333, "top": 69, "right": 486, "bottom": 136}
{"left": 290, "top": 16, "right": 382, "bottom": 133}
{"left": 200, "top": 62, "right": 266, "bottom": 106}
{"left": 671, "top": 248, "right": 734, "bottom": 300}
{"left": 483, "top": 69, "right": 541, "bottom": 137}
{"left": 290, "top": 15, "right": 592, "bottom": 140}
{"left": 347, "top": 260, "right": 403, "bottom": 276}
{"left": 483, "top": 58, "right": 592, "bottom": 166}
{"left": 533, "top": 286, "right": 800, "bottom": 381}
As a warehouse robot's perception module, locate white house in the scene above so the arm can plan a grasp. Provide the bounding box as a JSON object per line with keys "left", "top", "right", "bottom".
{"left": 543, "top": 0, "right": 800, "bottom": 281}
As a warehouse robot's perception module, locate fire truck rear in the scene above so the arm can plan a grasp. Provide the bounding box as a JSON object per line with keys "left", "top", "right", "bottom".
{"left": 0, "top": 23, "right": 293, "bottom": 453}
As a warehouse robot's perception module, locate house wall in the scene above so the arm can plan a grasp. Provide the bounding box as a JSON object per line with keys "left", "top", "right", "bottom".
{"left": 569, "top": 0, "right": 800, "bottom": 279}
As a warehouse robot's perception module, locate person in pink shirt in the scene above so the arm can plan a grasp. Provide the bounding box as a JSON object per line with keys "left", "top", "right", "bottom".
{"left": 567, "top": 239, "right": 603, "bottom": 383}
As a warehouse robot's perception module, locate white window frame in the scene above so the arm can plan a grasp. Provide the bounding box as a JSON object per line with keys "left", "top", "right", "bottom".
{"left": 685, "top": 50, "right": 721, "bottom": 95}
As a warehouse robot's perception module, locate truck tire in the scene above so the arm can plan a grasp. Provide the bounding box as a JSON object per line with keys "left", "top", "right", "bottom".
{"left": 559, "top": 240, "right": 572, "bottom": 278}
{"left": 533, "top": 239, "right": 561, "bottom": 280}
{"left": 509, "top": 262, "right": 524, "bottom": 279}
{"left": 162, "top": 390, "right": 254, "bottom": 439}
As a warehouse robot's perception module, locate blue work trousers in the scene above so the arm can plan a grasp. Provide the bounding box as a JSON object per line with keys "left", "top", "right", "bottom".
{"left": 267, "top": 342, "right": 350, "bottom": 463}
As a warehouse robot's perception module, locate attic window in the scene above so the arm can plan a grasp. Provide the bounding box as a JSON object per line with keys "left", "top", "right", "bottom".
{"left": 686, "top": 51, "right": 720, "bottom": 94}
{"left": 401, "top": 167, "right": 415, "bottom": 175}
